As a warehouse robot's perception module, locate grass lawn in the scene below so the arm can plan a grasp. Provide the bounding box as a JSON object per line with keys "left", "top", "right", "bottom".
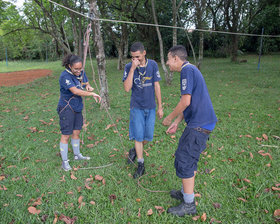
{"left": 0, "top": 54, "right": 279, "bottom": 223}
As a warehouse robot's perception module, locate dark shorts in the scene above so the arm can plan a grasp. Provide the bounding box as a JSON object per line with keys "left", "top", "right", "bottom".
{"left": 174, "top": 127, "right": 209, "bottom": 179}
{"left": 57, "top": 106, "right": 83, "bottom": 135}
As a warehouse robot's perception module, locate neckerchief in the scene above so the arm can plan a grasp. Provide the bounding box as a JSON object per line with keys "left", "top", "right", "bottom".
{"left": 181, "top": 61, "right": 191, "bottom": 70}
{"left": 136, "top": 59, "right": 149, "bottom": 84}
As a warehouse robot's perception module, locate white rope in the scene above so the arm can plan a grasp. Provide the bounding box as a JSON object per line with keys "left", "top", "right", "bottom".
{"left": 47, "top": 0, "right": 280, "bottom": 38}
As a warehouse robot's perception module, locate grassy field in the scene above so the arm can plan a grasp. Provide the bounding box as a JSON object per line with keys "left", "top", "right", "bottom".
{"left": 0, "top": 55, "right": 280, "bottom": 223}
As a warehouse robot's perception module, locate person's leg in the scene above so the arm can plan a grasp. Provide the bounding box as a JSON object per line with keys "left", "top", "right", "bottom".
{"left": 72, "top": 112, "right": 90, "bottom": 160}
{"left": 59, "top": 108, "right": 74, "bottom": 171}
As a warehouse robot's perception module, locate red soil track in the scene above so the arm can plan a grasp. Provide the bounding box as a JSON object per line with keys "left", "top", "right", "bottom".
{"left": 0, "top": 69, "right": 52, "bottom": 87}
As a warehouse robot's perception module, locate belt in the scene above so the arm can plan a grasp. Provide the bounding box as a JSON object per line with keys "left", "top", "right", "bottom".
{"left": 194, "top": 127, "right": 211, "bottom": 135}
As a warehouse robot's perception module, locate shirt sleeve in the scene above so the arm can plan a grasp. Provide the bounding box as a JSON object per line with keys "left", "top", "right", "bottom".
{"left": 60, "top": 73, "right": 76, "bottom": 90}
{"left": 153, "top": 61, "right": 161, "bottom": 82}
{"left": 181, "top": 67, "right": 193, "bottom": 95}
{"left": 122, "top": 63, "right": 131, "bottom": 82}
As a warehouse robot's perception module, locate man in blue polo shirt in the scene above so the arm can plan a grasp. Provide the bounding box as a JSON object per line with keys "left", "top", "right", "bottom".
{"left": 163, "top": 45, "right": 217, "bottom": 216}
{"left": 123, "top": 42, "right": 163, "bottom": 179}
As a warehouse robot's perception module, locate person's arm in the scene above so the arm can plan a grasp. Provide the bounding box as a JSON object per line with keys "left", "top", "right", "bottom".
{"left": 154, "top": 81, "right": 163, "bottom": 119}
{"left": 166, "top": 113, "right": 184, "bottom": 134}
{"left": 123, "top": 59, "right": 139, "bottom": 92}
{"left": 162, "top": 94, "right": 191, "bottom": 126}
{"left": 69, "top": 87, "right": 101, "bottom": 103}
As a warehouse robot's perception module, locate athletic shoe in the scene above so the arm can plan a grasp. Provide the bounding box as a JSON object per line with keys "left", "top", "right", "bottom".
{"left": 167, "top": 201, "right": 197, "bottom": 216}
{"left": 61, "top": 160, "right": 72, "bottom": 171}
{"left": 170, "top": 189, "right": 184, "bottom": 202}
{"left": 133, "top": 162, "right": 145, "bottom": 179}
{"left": 127, "top": 147, "right": 136, "bottom": 164}
{"left": 74, "top": 153, "right": 90, "bottom": 160}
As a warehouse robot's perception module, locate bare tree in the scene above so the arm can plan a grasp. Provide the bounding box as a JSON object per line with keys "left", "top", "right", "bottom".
{"left": 172, "top": 0, "right": 184, "bottom": 46}
{"left": 193, "top": 0, "right": 207, "bottom": 69}
{"left": 89, "top": 0, "right": 110, "bottom": 109}
{"left": 151, "top": 0, "right": 172, "bottom": 85}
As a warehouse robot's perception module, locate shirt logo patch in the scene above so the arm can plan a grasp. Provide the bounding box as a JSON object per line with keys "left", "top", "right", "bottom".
{"left": 124, "top": 71, "right": 127, "bottom": 79}
{"left": 65, "top": 79, "right": 71, "bottom": 85}
{"left": 182, "top": 79, "right": 187, "bottom": 91}
{"left": 156, "top": 71, "right": 161, "bottom": 78}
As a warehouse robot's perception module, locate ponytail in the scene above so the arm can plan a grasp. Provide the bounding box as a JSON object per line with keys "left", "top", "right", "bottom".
{"left": 62, "top": 54, "right": 82, "bottom": 69}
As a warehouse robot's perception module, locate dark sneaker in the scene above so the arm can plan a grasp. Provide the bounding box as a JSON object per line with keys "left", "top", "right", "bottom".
{"left": 167, "top": 201, "right": 197, "bottom": 216}
{"left": 133, "top": 162, "right": 145, "bottom": 179}
{"left": 170, "top": 189, "right": 184, "bottom": 202}
{"left": 127, "top": 147, "right": 136, "bottom": 164}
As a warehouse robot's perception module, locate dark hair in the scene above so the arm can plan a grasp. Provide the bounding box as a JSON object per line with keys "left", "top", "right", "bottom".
{"left": 130, "top": 42, "right": 145, "bottom": 53}
{"left": 168, "top": 45, "right": 188, "bottom": 61}
{"left": 62, "top": 54, "right": 82, "bottom": 68}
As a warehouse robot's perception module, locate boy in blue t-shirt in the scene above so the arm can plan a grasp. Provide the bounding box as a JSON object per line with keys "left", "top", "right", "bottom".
{"left": 123, "top": 42, "right": 163, "bottom": 178}
{"left": 163, "top": 45, "right": 217, "bottom": 216}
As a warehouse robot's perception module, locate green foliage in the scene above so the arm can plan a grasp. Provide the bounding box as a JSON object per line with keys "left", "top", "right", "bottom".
{"left": 0, "top": 55, "right": 280, "bottom": 223}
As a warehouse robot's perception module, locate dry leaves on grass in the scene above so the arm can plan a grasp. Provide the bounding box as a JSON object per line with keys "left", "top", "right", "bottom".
{"left": 237, "top": 197, "right": 247, "bottom": 202}
{"left": 274, "top": 209, "right": 280, "bottom": 217}
{"left": 147, "top": 208, "right": 153, "bottom": 216}
{"left": 28, "top": 206, "right": 41, "bottom": 215}
{"left": 258, "top": 150, "right": 273, "bottom": 160}
{"left": 59, "top": 213, "right": 77, "bottom": 224}
{"left": 70, "top": 172, "right": 77, "bottom": 180}
{"left": 105, "top": 123, "right": 116, "bottom": 130}
{"left": 201, "top": 213, "right": 207, "bottom": 221}
{"left": 109, "top": 194, "right": 117, "bottom": 205}
{"left": 154, "top": 206, "right": 165, "bottom": 215}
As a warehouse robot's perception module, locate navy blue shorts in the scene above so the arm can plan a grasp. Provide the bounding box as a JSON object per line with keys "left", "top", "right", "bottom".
{"left": 174, "top": 127, "right": 209, "bottom": 179}
{"left": 57, "top": 106, "right": 83, "bottom": 135}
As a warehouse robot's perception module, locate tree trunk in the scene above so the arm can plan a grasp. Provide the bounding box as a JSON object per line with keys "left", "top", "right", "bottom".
{"left": 117, "top": 46, "right": 124, "bottom": 70}
{"left": 151, "top": 0, "right": 172, "bottom": 85}
{"left": 89, "top": 0, "right": 110, "bottom": 109}
{"left": 198, "top": 32, "right": 204, "bottom": 70}
{"left": 172, "top": 0, "right": 177, "bottom": 46}
{"left": 231, "top": 34, "right": 239, "bottom": 62}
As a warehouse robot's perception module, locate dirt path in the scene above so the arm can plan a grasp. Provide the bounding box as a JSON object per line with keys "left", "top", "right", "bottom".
{"left": 0, "top": 69, "right": 52, "bottom": 86}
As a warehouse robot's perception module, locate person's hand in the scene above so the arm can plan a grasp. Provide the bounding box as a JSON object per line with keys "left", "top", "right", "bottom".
{"left": 157, "top": 108, "right": 163, "bottom": 119}
{"left": 131, "top": 58, "right": 140, "bottom": 69}
{"left": 86, "top": 85, "right": 94, "bottom": 92}
{"left": 162, "top": 116, "right": 172, "bottom": 126}
{"left": 166, "top": 122, "right": 178, "bottom": 134}
{"left": 92, "top": 93, "right": 101, "bottom": 103}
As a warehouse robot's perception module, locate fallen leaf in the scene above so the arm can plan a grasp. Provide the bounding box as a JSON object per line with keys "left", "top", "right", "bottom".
{"left": 170, "top": 135, "right": 176, "bottom": 139}
{"left": 209, "top": 168, "right": 215, "bottom": 174}
{"left": 243, "top": 178, "right": 251, "bottom": 184}
{"left": 256, "top": 137, "right": 262, "bottom": 141}
{"left": 147, "top": 209, "right": 153, "bottom": 216}
{"left": 67, "top": 192, "right": 73, "bottom": 195}
{"left": 213, "top": 203, "right": 221, "bottom": 209}
{"left": 192, "top": 215, "right": 200, "bottom": 221}
{"left": 60, "top": 175, "right": 65, "bottom": 182}
{"left": 102, "top": 178, "right": 106, "bottom": 185}
{"left": 87, "top": 134, "right": 95, "bottom": 140}
{"left": 237, "top": 197, "right": 247, "bottom": 202}
{"left": 28, "top": 206, "right": 41, "bottom": 215}
{"left": 109, "top": 194, "right": 116, "bottom": 205}
{"left": 272, "top": 187, "right": 280, "bottom": 191}
{"left": 138, "top": 208, "right": 141, "bottom": 217}
{"left": 274, "top": 209, "right": 280, "bottom": 217}
{"left": 90, "top": 201, "right": 96, "bottom": 205}
{"left": 53, "top": 213, "right": 58, "bottom": 224}
{"left": 258, "top": 150, "right": 273, "bottom": 160}
{"left": 0, "top": 175, "right": 5, "bottom": 181}
{"left": 70, "top": 172, "right": 77, "bottom": 180}
{"left": 78, "top": 196, "right": 83, "bottom": 204}
{"left": 195, "top": 193, "right": 201, "bottom": 198}
{"left": 105, "top": 124, "right": 116, "bottom": 130}
{"left": 249, "top": 152, "right": 254, "bottom": 159}
{"left": 136, "top": 198, "right": 141, "bottom": 202}
{"left": 218, "top": 146, "right": 224, "bottom": 151}
{"left": 245, "top": 135, "right": 252, "bottom": 138}
{"left": 87, "top": 144, "right": 94, "bottom": 148}
{"left": 262, "top": 134, "right": 268, "bottom": 141}
{"left": 41, "top": 214, "right": 48, "bottom": 222}
{"left": 59, "top": 214, "right": 77, "bottom": 224}
{"left": 201, "top": 212, "right": 207, "bottom": 221}
{"left": 85, "top": 182, "right": 92, "bottom": 190}
{"left": 154, "top": 206, "right": 165, "bottom": 215}
{"left": 95, "top": 175, "right": 103, "bottom": 181}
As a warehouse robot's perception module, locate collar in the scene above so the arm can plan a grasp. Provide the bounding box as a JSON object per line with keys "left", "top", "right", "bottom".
{"left": 66, "top": 69, "right": 82, "bottom": 81}
{"left": 181, "top": 61, "right": 191, "bottom": 70}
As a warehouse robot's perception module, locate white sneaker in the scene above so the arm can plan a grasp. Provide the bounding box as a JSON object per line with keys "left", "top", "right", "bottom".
{"left": 74, "top": 154, "right": 90, "bottom": 160}
{"left": 61, "top": 160, "right": 72, "bottom": 171}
